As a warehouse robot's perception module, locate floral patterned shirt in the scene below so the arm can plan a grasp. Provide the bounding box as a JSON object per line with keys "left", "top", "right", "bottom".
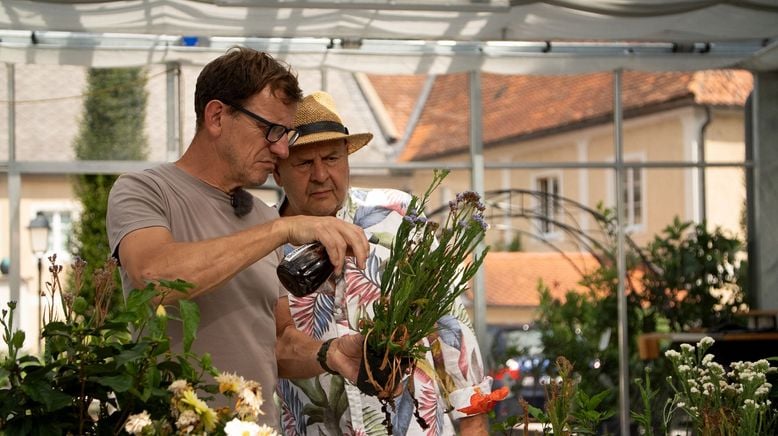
{"left": 276, "top": 187, "right": 492, "bottom": 436}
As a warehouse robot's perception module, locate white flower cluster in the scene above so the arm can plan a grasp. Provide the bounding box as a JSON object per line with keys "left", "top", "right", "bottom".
{"left": 124, "top": 411, "right": 152, "bottom": 434}
{"left": 123, "top": 372, "right": 276, "bottom": 436}
{"left": 664, "top": 336, "right": 776, "bottom": 434}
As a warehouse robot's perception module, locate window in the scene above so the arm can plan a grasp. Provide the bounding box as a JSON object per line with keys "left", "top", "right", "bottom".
{"left": 607, "top": 154, "right": 646, "bottom": 231}
{"left": 622, "top": 167, "right": 644, "bottom": 228}
{"left": 536, "top": 175, "right": 560, "bottom": 234}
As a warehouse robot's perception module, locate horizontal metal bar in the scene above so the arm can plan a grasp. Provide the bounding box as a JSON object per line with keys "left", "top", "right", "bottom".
{"left": 0, "top": 30, "right": 764, "bottom": 59}
{"left": 0, "top": 159, "right": 754, "bottom": 175}
{"left": 483, "top": 160, "right": 754, "bottom": 170}
{"left": 1, "top": 160, "right": 163, "bottom": 175}
{"left": 214, "top": 0, "right": 511, "bottom": 13}
{"left": 348, "top": 160, "right": 754, "bottom": 170}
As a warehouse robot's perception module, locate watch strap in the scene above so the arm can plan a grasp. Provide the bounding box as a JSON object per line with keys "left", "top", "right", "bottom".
{"left": 317, "top": 338, "right": 340, "bottom": 375}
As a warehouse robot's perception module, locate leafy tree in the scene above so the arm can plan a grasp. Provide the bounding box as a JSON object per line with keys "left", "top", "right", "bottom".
{"left": 70, "top": 67, "right": 148, "bottom": 299}
{"left": 534, "top": 214, "right": 747, "bottom": 432}
{"left": 641, "top": 218, "right": 745, "bottom": 331}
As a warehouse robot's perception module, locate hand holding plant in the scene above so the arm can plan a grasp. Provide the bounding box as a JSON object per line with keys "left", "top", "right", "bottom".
{"left": 355, "top": 169, "right": 489, "bottom": 430}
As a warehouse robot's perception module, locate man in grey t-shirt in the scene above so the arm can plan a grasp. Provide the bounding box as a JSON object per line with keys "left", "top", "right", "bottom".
{"left": 106, "top": 47, "right": 368, "bottom": 428}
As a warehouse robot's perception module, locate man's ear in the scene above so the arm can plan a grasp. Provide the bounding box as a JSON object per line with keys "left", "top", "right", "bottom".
{"left": 203, "top": 100, "right": 226, "bottom": 135}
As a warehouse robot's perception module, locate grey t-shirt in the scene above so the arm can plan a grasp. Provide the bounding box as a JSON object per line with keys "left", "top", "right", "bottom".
{"left": 107, "top": 163, "right": 285, "bottom": 426}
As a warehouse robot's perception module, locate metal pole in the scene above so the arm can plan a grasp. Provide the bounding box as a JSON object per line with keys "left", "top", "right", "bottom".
{"left": 166, "top": 62, "right": 181, "bottom": 162}
{"left": 750, "top": 72, "right": 778, "bottom": 310}
{"left": 6, "top": 63, "right": 22, "bottom": 332}
{"left": 697, "top": 107, "right": 711, "bottom": 223}
{"left": 613, "top": 69, "right": 630, "bottom": 435}
{"left": 468, "top": 70, "right": 488, "bottom": 356}
{"left": 37, "top": 256, "right": 43, "bottom": 333}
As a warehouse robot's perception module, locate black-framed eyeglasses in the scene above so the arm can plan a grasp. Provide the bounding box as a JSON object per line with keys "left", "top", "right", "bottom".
{"left": 223, "top": 100, "right": 299, "bottom": 146}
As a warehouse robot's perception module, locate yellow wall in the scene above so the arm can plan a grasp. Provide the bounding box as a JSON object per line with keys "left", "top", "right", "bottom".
{"left": 704, "top": 109, "right": 747, "bottom": 239}
{"left": 411, "top": 106, "right": 746, "bottom": 255}
{"left": 0, "top": 175, "right": 78, "bottom": 284}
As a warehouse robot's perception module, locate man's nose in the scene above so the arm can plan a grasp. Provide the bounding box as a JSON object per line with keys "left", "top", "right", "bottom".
{"left": 270, "top": 138, "right": 289, "bottom": 159}
{"left": 310, "top": 159, "right": 328, "bottom": 182}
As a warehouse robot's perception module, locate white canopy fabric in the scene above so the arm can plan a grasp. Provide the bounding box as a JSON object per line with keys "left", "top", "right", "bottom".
{"left": 1, "top": 0, "right": 777, "bottom": 73}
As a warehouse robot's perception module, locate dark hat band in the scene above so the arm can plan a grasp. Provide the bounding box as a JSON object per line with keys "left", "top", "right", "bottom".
{"left": 296, "top": 120, "right": 349, "bottom": 137}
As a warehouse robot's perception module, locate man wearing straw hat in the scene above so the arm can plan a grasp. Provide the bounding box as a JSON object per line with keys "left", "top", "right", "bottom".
{"left": 107, "top": 48, "right": 369, "bottom": 429}
{"left": 273, "top": 91, "right": 491, "bottom": 435}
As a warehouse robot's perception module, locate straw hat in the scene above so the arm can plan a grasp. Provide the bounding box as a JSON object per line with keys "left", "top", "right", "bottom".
{"left": 292, "top": 91, "right": 373, "bottom": 154}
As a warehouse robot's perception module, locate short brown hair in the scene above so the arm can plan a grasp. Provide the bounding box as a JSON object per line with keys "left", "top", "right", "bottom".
{"left": 194, "top": 46, "right": 303, "bottom": 130}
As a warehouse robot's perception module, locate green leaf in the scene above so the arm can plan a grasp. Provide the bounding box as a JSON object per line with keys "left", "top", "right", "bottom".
{"left": 527, "top": 403, "right": 548, "bottom": 422}
{"left": 150, "top": 337, "right": 170, "bottom": 357}
{"left": 155, "top": 359, "right": 183, "bottom": 376}
{"left": 178, "top": 299, "right": 199, "bottom": 352}
{"left": 21, "top": 380, "right": 73, "bottom": 412}
{"left": 139, "top": 385, "right": 153, "bottom": 402}
{"left": 44, "top": 321, "right": 71, "bottom": 336}
{"left": 199, "top": 353, "right": 214, "bottom": 372}
{"left": 125, "top": 287, "right": 157, "bottom": 312}
{"left": 585, "top": 389, "right": 610, "bottom": 410}
{"left": 144, "top": 365, "right": 161, "bottom": 390}
{"left": 94, "top": 374, "right": 133, "bottom": 392}
{"left": 157, "top": 279, "right": 194, "bottom": 294}
{"left": 101, "top": 327, "right": 132, "bottom": 343}
{"left": 17, "top": 354, "right": 43, "bottom": 366}
{"left": 110, "top": 310, "right": 146, "bottom": 324}
{"left": 115, "top": 342, "right": 151, "bottom": 367}
{"left": 4, "top": 416, "right": 67, "bottom": 436}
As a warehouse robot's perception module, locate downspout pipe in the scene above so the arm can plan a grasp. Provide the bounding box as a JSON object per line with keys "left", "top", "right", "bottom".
{"left": 698, "top": 105, "right": 712, "bottom": 224}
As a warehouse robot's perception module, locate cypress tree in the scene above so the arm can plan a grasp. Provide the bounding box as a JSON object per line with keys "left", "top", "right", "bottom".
{"left": 70, "top": 67, "right": 148, "bottom": 298}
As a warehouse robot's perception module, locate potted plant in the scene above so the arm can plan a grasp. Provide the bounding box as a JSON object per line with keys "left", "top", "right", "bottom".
{"left": 662, "top": 337, "right": 776, "bottom": 435}
{"left": 355, "top": 169, "right": 490, "bottom": 424}
{"left": 0, "top": 256, "right": 277, "bottom": 435}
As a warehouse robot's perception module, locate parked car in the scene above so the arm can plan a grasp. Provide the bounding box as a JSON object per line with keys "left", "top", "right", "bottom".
{"left": 487, "top": 324, "right": 551, "bottom": 419}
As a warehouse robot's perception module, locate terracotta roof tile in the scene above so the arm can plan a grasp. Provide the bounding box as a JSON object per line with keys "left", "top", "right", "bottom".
{"left": 471, "top": 252, "right": 600, "bottom": 307}
{"left": 370, "top": 70, "right": 752, "bottom": 162}
{"left": 690, "top": 70, "right": 753, "bottom": 105}
{"left": 363, "top": 74, "right": 428, "bottom": 138}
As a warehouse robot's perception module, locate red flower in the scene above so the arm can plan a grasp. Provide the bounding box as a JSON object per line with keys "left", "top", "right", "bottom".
{"left": 457, "top": 387, "right": 510, "bottom": 415}
{"left": 492, "top": 366, "right": 521, "bottom": 381}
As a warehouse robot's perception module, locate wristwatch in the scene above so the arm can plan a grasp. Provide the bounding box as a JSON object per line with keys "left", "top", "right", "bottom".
{"left": 317, "top": 338, "right": 340, "bottom": 375}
